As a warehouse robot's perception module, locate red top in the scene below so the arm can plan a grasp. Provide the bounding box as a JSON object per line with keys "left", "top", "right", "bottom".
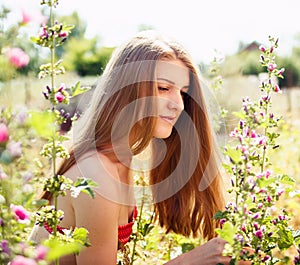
{"left": 118, "top": 206, "right": 138, "bottom": 245}
{"left": 44, "top": 206, "right": 138, "bottom": 246}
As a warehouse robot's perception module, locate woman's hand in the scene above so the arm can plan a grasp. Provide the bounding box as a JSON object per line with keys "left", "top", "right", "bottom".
{"left": 166, "top": 237, "right": 251, "bottom": 265}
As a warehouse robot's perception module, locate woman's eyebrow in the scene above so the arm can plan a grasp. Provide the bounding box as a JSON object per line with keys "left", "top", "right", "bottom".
{"left": 157, "top": 77, "right": 189, "bottom": 89}
{"left": 157, "top": 77, "right": 174, "bottom": 84}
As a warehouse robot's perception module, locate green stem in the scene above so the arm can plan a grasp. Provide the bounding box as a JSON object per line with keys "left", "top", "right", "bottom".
{"left": 49, "top": 5, "right": 59, "bottom": 265}
{"left": 130, "top": 178, "right": 146, "bottom": 265}
{"left": 260, "top": 89, "right": 270, "bottom": 173}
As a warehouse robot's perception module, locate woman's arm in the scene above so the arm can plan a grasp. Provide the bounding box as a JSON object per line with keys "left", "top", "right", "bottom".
{"left": 165, "top": 238, "right": 251, "bottom": 265}
{"left": 72, "top": 191, "right": 120, "bottom": 265}
{"left": 68, "top": 152, "right": 122, "bottom": 264}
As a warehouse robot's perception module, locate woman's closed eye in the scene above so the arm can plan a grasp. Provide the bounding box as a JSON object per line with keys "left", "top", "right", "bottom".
{"left": 158, "top": 86, "right": 169, "bottom": 92}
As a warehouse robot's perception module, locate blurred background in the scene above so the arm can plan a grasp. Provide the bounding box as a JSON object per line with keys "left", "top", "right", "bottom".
{"left": 1, "top": 0, "right": 300, "bottom": 112}
{"left": 0, "top": 0, "right": 299, "bottom": 158}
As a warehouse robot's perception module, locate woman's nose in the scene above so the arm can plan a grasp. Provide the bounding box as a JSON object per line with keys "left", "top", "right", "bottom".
{"left": 167, "top": 89, "right": 184, "bottom": 111}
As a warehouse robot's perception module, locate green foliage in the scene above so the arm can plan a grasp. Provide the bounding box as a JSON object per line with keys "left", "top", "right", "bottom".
{"left": 44, "top": 238, "right": 82, "bottom": 261}
{"left": 241, "top": 50, "right": 265, "bottom": 75}
{"left": 0, "top": 55, "right": 16, "bottom": 81}
{"left": 220, "top": 50, "right": 264, "bottom": 77}
{"left": 63, "top": 37, "right": 114, "bottom": 76}
{"left": 276, "top": 55, "right": 300, "bottom": 87}
{"left": 27, "top": 110, "right": 57, "bottom": 139}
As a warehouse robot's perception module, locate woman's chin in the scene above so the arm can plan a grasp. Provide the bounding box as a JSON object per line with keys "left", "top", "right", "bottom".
{"left": 153, "top": 129, "right": 172, "bottom": 139}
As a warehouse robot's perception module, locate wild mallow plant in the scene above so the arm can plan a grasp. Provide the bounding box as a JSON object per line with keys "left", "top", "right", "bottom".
{"left": 28, "top": 0, "right": 97, "bottom": 264}
{"left": 0, "top": 106, "right": 52, "bottom": 264}
{"left": 215, "top": 37, "right": 300, "bottom": 264}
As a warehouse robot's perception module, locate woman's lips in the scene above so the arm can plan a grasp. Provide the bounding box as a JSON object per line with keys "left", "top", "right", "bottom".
{"left": 160, "top": 115, "right": 176, "bottom": 125}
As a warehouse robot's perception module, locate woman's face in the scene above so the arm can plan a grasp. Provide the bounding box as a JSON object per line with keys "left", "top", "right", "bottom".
{"left": 153, "top": 58, "right": 190, "bottom": 139}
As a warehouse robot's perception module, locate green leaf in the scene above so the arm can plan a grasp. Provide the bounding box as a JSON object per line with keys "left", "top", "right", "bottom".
{"left": 214, "top": 210, "right": 225, "bottom": 220}
{"left": 257, "top": 177, "right": 276, "bottom": 188}
{"left": 215, "top": 222, "right": 237, "bottom": 245}
{"left": 181, "top": 243, "right": 195, "bottom": 253}
{"left": 27, "top": 110, "right": 57, "bottom": 138}
{"left": 73, "top": 227, "right": 90, "bottom": 247}
{"left": 225, "top": 146, "right": 242, "bottom": 164}
{"left": 277, "top": 226, "right": 294, "bottom": 250}
{"left": 30, "top": 36, "right": 39, "bottom": 44}
{"left": 70, "top": 81, "right": 90, "bottom": 97}
{"left": 32, "top": 199, "right": 49, "bottom": 208}
{"left": 62, "top": 24, "right": 75, "bottom": 32}
{"left": 232, "top": 111, "right": 245, "bottom": 119}
{"left": 71, "top": 177, "right": 98, "bottom": 198}
{"left": 278, "top": 174, "right": 295, "bottom": 186}
{"left": 222, "top": 164, "right": 233, "bottom": 174}
{"left": 141, "top": 223, "right": 155, "bottom": 237}
{"left": 44, "top": 238, "right": 83, "bottom": 261}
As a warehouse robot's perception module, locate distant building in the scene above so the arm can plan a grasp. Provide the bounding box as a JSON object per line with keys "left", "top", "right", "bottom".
{"left": 238, "top": 41, "right": 261, "bottom": 53}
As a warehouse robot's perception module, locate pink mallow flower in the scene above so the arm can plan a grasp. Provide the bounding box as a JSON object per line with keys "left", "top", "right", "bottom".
{"left": 7, "top": 48, "right": 30, "bottom": 68}
{"left": 10, "top": 204, "right": 31, "bottom": 224}
{"left": 267, "top": 63, "right": 276, "bottom": 72}
{"left": 0, "top": 123, "right": 9, "bottom": 143}
{"left": 55, "top": 91, "right": 65, "bottom": 103}
{"left": 255, "top": 136, "right": 267, "bottom": 146}
{"left": 10, "top": 255, "right": 37, "bottom": 265}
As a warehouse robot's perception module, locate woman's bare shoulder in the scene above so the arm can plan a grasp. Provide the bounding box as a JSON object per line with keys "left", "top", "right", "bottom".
{"left": 66, "top": 150, "right": 125, "bottom": 206}
{"left": 64, "top": 150, "right": 119, "bottom": 182}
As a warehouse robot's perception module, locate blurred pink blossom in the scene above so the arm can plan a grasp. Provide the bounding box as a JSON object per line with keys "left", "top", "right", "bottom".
{"left": 10, "top": 204, "right": 31, "bottom": 224}
{"left": 7, "top": 141, "right": 22, "bottom": 158}
{"left": 0, "top": 123, "right": 9, "bottom": 143}
{"left": 7, "top": 48, "right": 30, "bottom": 68}
{"left": 21, "top": 9, "right": 33, "bottom": 24}
{"left": 21, "top": 8, "right": 47, "bottom": 26}
{"left": 10, "top": 255, "right": 37, "bottom": 265}
{"left": 35, "top": 245, "right": 48, "bottom": 261}
{"left": 0, "top": 170, "right": 8, "bottom": 180}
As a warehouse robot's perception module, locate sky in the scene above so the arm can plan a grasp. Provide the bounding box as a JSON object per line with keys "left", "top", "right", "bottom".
{"left": 2, "top": 0, "right": 300, "bottom": 63}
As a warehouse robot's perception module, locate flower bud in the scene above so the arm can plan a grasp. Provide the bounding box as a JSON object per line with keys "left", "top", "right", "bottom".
{"left": 267, "top": 63, "right": 276, "bottom": 72}
{"left": 259, "top": 45, "right": 266, "bottom": 52}
{"left": 274, "top": 84, "right": 282, "bottom": 93}
{"left": 55, "top": 91, "right": 65, "bottom": 103}
{"left": 254, "top": 230, "right": 263, "bottom": 239}
{"left": 59, "top": 31, "right": 68, "bottom": 38}
{"left": 278, "top": 68, "right": 285, "bottom": 75}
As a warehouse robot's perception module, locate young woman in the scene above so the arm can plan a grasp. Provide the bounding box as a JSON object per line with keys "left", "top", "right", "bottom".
{"left": 30, "top": 30, "right": 249, "bottom": 265}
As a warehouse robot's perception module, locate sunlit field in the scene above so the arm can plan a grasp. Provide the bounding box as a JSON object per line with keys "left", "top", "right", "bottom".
{"left": 1, "top": 72, "right": 299, "bottom": 264}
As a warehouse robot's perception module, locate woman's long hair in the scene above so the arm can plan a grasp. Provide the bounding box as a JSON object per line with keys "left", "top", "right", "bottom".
{"left": 42, "top": 30, "right": 224, "bottom": 240}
